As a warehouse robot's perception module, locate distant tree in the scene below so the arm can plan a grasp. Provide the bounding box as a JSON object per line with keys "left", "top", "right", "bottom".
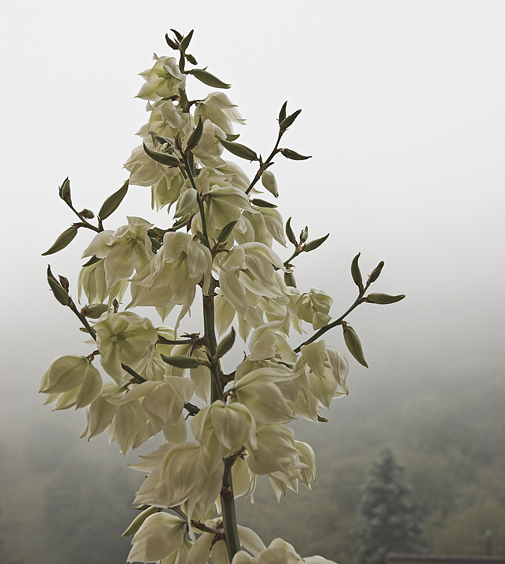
{"left": 355, "top": 449, "right": 428, "bottom": 564}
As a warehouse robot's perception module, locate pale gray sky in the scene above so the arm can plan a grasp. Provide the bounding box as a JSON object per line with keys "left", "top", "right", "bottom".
{"left": 1, "top": 0, "right": 504, "bottom": 438}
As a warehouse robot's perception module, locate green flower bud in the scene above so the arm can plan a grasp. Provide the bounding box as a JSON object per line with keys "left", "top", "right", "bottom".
{"left": 180, "top": 29, "right": 194, "bottom": 52}
{"left": 304, "top": 233, "right": 329, "bottom": 252}
{"left": 47, "top": 265, "right": 70, "bottom": 306}
{"left": 81, "top": 303, "right": 109, "bottom": 318}
{"left": 186, "top": 53, "right": 198, "bottom": 65}
{"left": 170, "top": 28, "right": 184, "bottom": 41}
{"left": 368, "top": 261, "right": 384, "bottom": 283}
{"left": 285, "top": 217, "right": 297, "bottom": 246}
{"left": 217, "top": 326, "right": 236, "bottom": 358}
{"left": 280, "top": 148, "right": 312, "bottom": 160}
{"left": 189, "top": 68, "right": 231, "bottom": 89}
{"left": 284, "top": 271, "right": 297, "bottom": 287}
{"left": 279, "top": 109, "right": 301, "bottom": 130}
{"left": 165, "top": 33, "right": 178, "bottom": 50}
{"left": 300, "top": 226, "right": 309, "bottom": 244}
{"left": 251, "top": 198, "right": 278, "bottom": 208}
{"left": 185, "top": 116, "right": 204, "bottom": 152}
{"left": 79, "top": 208, "right": 94, "bottom": 219}
{"left": 216, "top": 220, "right": 237, "bottom": 244}
{"left": 343, "top": 324, "right": 368, "bottom": 368}
{"left": 218, "top": 137, "right": 258, "bottom": 161}
{"left": 143, "top": 143, "right": 182, "bottom": 167}
{"left": 160, "top": 354, "right": 200, "bottom": 369}
{"left": 261, "top": 170, "right": 279, "bottom": 198}
{"left": 278, "top": 101, "right": 288, "bottom": 124}
{"left": 98, "top": 180, "right": 129, "bottom": 220}
{"left": 351, "top": 252, "right": 363, "bottom": 288}
{"left": 42, "top": 226, "right": 78, "bottom": 256}
{"left": 58, "top": 177, "right": 71, "bottom": 205}
{"left": 366, "top": 293, "right": 405, "bottom": 304}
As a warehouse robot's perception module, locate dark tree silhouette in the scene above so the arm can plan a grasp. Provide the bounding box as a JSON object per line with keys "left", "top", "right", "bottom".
{"left": 355, "top": 449, "right": 428, "bottom": 564}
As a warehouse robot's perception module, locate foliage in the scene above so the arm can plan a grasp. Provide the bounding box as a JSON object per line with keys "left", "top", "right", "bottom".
{"left": 354, "top": 450, "right": 428, "bottom": 564}
{"left": 39, "top": 29, "right": 404, "bottom": 563}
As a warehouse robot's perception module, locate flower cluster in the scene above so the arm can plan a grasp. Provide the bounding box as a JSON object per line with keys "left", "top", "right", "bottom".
{"left": 42, "top": 29, "right": 404, "bottom": 564}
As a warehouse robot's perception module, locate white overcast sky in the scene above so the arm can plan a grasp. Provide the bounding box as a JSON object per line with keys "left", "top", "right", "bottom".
{"left": 1, "top": 0, "right": 504, "bottom": 436}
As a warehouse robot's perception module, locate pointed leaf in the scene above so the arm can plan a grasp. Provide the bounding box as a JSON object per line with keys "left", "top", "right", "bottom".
{"left": 190, "top": 68, "right": 231, "bottom": 89}
{"left": 218, "top": 137, "right": 258, "bottom": 161}
{"left": 351, "top": 252, "right": 363, "bottom": 288}
{"left": 143, "top": 143, "right": 182, "bottom": 167}
{"left": 280, "top": 148, "right": 312, "bottom": 160}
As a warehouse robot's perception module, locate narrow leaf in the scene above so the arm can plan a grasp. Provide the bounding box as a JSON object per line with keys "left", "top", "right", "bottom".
{"left": 217, "top": 220, "right": 237, "bottom": 243}
{"left": 279, "top": 109, "right": 302, "bottom": 130}
{"left": 180, "top": 29, "right": 194, "bottom": 52}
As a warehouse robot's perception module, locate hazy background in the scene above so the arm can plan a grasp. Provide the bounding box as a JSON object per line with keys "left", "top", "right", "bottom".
{"left": 1, "top": 1, "right": 504, "bottom": 563}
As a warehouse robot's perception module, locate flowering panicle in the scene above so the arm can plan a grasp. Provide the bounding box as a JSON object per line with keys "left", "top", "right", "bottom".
{"left": 41, "top": 28, "right": 404, "bottom": 564}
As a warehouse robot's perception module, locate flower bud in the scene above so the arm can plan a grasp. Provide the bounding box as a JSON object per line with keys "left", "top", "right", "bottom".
{"left": 366, "top": 293, "right": 405, "bottom": 304}
{"left": 304, "top": 233, "right": 329, "bottom": 252}
{"left": 185, "top": 116, "right": 204, "bottom": 152}
{"left": 218, "top": 137, "right": 258, "bottom": 161}
{"left": 251, "top": 198, "right": 277, "bottom": 209}
{"left": 351, "top": 252, "right": 363, "bottom": 288}
{"left": 343, "top": 324, "right": 368, "bottom": 368}
{"left": 98, "top": 180, "right": 129, "bottom": 220}
{"left": 278, "top": 101, "right": 288, "bottom": 124}
{"left": 189, "top": 68, "right": 231, "bottom": 89}
{"left": 160, "top": 354, "right": 200, "bottom": 369}
{"left": 81, "top": 303, "right": 109, "bottom": 318}
{"left": 280, "top": 148, "right": 311, "bottom": 160}
{"left": 368, "top": 261, "right": 384, "bottom": 283}
{"left": 79, "top": 208, "right": 95, "bottom": 219}
{"left": 42, "top": 226, "right": 78, "bottom": 256}
{"left": 217, "top": 220, "right": 237, "bottom": 243}
{"left": 58, "top": 177, "right": 72, "bottom": 205}
{"left": 261, "top": 170, "right": 279, "bottom": 198}
{"left": 217, "top": 326, "right": 236, "bottom": 358}
{"left": 47, "top": 265, "right": 70, "bottom": 305}
{"left": 180, "top": 29, "right": 194, "bottom": 52}
{"left": 143, "top": 143, "right": 182, "bottom": 167}
{"left": 285, "top": 217, "right": 297, "bottom": 246}
{"left": 279, "top": 109, "right": 301, "bottom": 130}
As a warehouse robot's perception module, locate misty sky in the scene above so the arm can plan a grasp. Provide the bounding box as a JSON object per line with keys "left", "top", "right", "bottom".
{"left": 1, "top": 0, "right": 504, "bottom": 445}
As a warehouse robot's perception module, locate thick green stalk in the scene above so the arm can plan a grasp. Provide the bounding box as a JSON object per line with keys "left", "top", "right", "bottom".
{"left": 183, "top": 154, "right": 241, "bottom": 559}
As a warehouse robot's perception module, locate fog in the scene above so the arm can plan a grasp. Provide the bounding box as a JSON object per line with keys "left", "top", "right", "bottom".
{"left": 1, "top": 1, "right": 504, "bottom": 562}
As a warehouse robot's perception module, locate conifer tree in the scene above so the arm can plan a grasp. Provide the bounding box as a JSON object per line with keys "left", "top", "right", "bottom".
{"left": 355, "top": 450, "right": 428, "bottom": 564}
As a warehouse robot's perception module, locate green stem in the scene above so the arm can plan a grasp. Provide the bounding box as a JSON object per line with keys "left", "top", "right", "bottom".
{"left": 221, "top": 457, "right": 241, "bottom": 560}
{"left": 245, "top": 130, "right": 283, "bottom": 196}
{"left": 294, "top": 281, "right": 371, "bottom": 353}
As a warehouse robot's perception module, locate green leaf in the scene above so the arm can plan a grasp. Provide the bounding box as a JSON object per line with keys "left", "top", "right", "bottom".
{"left": 143, "top": 143, "right": 182, "bottom": 167}
{"left": 218, "top": 137, "right": 258, "bottom": 161}
{"left": 280, "top": 148, "right": 312, "bottom": 161}
{"left": 189, "top": 68, "right": 231, "bottom": 89}
{"left": 98, "top": 180, "right": 129, "bottom": 220}
{"left": 42, "top": 226, "right": 78, "bottom": 256}
{"left": 160, "top": 354, "right": 200, "bottom": 369}
{"left": 251, "top": 198, "right": 278, "bottom": 209}
{"left": 343, "top": 324, "right": 368, "bottom": 368}
{"left": 351, "top": 252, "right": 363, "bottom": 288}
{"left": 366, "top": 293, "right": 405, "bottom": 305}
